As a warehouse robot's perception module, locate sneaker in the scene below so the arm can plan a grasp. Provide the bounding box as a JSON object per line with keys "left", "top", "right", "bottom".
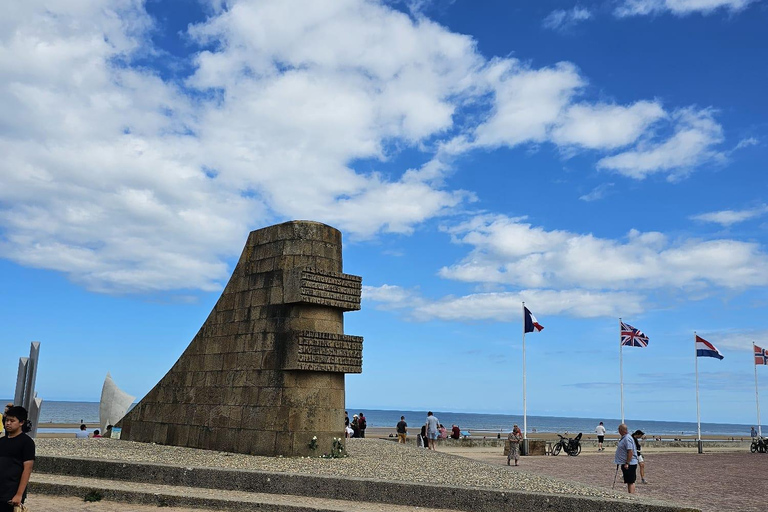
{"left": 641, "top": 479, "right": 648, "bottom": 484}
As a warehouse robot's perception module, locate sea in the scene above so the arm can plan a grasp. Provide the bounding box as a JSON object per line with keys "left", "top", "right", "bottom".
{"left": 21, "top": 400, "right": 756, "bottom": 437}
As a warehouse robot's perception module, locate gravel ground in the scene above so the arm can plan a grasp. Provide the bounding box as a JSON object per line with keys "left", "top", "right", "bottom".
{"left": 36, "top": 438, "right": 633, "bottom": 501}
{"left": 455, "top": 448, "right": 768, "bottom": 512}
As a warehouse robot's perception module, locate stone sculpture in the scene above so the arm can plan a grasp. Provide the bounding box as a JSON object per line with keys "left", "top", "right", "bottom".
{"left": 118, "top": 221, "right": 363, "bottom": 456}
{"left": 99, "top": 372, "right": 136, "bottom": 432}
{"left": 14, "top": 342, "right": 42, "bottom": 438}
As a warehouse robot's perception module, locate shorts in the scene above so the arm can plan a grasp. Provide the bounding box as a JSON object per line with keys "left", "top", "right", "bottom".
{"left": 428, "top": 431, "right": 438, "bottom": 440}
{"left": 621, "top": 464, "right": 637, "bottom": 484}
{"left": 597, "top": 436, "right": 605, "bottom": 443}
{"left": 637, "top": 454, "right": 644, "bottom": 463}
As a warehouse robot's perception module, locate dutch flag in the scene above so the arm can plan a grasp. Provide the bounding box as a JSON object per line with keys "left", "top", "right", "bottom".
{"left": 696, "top": 335, "right": 724, "bottom": 360}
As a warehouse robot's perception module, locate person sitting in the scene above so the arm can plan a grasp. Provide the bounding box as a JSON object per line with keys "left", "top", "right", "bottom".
{"left": 75, "top": 424, "right": 89, "bottom": 439}
{"left": 438, "top": 424, "right": 447, "bottom": 439}
{"left": 451, "top": 424, "right": 461, "bottom": 439}
{"left": 92, "top": 430, "right": 102, "bottom": 438}
{"left": 418, "top": 425, "right": 428, "bottom": 448}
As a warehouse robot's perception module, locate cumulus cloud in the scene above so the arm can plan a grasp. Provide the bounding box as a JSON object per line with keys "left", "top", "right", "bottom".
{"left": 596, "top": 108, "right": 725, "bottom": 179}
{"left": 690, "top": 205, "right": 768, "bottom": 226}
{"left": 543, "top": 6, "right": 593, "bottom": 31}
{"left": 0, "top": 0, "right": 733, "bottom": 293}
{"left": 439, "top": 214, "right": 768, "bottom": 290}
{"left": 615, "top": 0, "right": 759, "bottom": 17}
{"left": 551, "top": 101, "right": 666, "bottom": 150}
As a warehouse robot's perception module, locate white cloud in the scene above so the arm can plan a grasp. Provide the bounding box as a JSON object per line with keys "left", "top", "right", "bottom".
{"left": 579, "top": 183, "right": 615, "bottom": 202}
{"left": 439, "top": 214, "right": 768, "bottom": 290}
{"left": 690, "top": 205, "right": 768, "bottom": 226}
{"left": 734, "top": 137, "right": 759, "bottom": 151}
{"left": 363, "top": 285, "right": 645, "bottom": 320}
{"left": 543, "top": 6, "right": 593, "bottom": 31}
{"left": 0, "top": 0, "right": 735, "bottom": 293}
{"left": 713, "top": 330, "right": 768, "bottom": 351}
{"left": 551, "top": 101, "right": 666, "bottom": 150}
{"left": 615, "top": 0, "right": 758, "bottom": 17}
{"left": 596, "top": 108, "right": 725, "bottom": 179}
{"left": 471, "top": 61, "right": 585, "bottom": 148}
{"left": 0, "top": 0, "right": 484, "bottom": 291}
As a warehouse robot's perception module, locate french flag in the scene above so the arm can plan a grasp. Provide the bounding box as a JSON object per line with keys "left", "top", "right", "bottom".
{"left": 696, "top": 335, "right": 724, "bottom": 360}
{"left": 524, "top": 306, "right": 544, "bottom": 333}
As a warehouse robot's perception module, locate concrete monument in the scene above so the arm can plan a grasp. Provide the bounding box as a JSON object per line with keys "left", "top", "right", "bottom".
{"left": 118, "top": 221, "right": 363, "bottom": 456}
{"left": 13, "top": 341, "right": 43, "bottom": 438}
{"left": 99, "top": 372, "right": 136, "bottom": 432}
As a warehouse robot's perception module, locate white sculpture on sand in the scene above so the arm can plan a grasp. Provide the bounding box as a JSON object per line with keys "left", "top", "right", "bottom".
{"left": 99, "top": 372, "right": 135, "bottom": 431}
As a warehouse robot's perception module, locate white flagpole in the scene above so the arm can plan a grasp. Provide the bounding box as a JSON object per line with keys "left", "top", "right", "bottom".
{"left": 695, "top": 332, "right": 702, "bottom": 444}
{"left": 522, "top": 302, "right": 527, "bottom": 442}
{"left": 755, "top": 342, "right": 762, "bottom": 438}
{"left": 619, "top": 318, "right": 624, "bottom": 424}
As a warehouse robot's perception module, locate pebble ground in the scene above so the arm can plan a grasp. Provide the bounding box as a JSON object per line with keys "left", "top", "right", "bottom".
{"left": 35, "top": 438, "right": 632, "bottom": 500}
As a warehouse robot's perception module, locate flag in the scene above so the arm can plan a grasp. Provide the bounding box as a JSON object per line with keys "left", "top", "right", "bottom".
{"left": 755, "top": 344, "right": 768, "bottom": 365}
{"left": 696, "top": 335, "right": 724, "bottom": 360}
{"left": 524, "top": 307, "right": 543, "bottom": 333}
{"left": 620, "top": 321, "right": 648, "bottom": 347}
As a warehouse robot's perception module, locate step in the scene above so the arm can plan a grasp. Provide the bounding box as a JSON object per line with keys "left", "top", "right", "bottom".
{"left": 31, "top": 473, "right": 466, "bottom": 512}
{"left": 33, "top": 455, "right": 695, "bottom": 512}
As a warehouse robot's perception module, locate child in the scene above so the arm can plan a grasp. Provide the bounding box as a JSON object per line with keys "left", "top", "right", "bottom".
{"left": 0, "top": 406, "right": 35, "bottom": 511}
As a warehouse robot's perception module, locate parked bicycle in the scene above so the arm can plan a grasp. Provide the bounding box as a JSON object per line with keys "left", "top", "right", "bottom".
{"left": 552, "top": 432, "right": 582, "bottom": 456}
{"left": 750, "top": 437, "right": 767, "bottom": 453}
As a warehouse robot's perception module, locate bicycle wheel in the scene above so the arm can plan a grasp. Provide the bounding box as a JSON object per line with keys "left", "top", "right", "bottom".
{"left": 569, "top": 444, "right": 581, "bottom": 456}
{"left": 552, "top": 444, "right": 561, "bottom": 456}
{"left": 751, "top": 442, "right": 758, "bottom": 453}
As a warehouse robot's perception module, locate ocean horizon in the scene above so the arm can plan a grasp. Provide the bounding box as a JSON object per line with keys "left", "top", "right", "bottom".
{"left": 21, "top": 400, "right": 759, "bottom": 437}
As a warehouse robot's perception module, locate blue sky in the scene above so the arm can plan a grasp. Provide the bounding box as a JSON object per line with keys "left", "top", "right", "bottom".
{"left": 1, "top": 0, "right": 767, "bottom": 426}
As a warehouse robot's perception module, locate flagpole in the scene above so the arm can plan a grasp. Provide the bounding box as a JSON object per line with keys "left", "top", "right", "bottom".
{"left": 694, "top": 332, "right": 702, "bottom": 453}
{"left": 755, "top": 342, "right": 762, "bottom": 438}
{"left": 619, "top": 318, "right": 624, "bottom": 424}
{"left": 522, "top": 302, "right": 527, "bottom": 444}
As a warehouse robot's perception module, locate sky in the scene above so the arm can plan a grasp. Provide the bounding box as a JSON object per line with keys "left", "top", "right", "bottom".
{"left": 1, "top": 0, "right": 767, "bottom": 426}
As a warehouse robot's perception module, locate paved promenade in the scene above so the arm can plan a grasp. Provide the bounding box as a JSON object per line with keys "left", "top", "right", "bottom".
{"left": 459, "top": 449, "right": 768, "bottom": 512}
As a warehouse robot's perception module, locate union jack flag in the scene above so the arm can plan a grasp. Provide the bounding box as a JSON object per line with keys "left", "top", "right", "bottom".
{"left": 756, "top": 344, "right": 768, "bottom": 365}
{"left": 621, "top": 321, "right": 649, "bottom": 348}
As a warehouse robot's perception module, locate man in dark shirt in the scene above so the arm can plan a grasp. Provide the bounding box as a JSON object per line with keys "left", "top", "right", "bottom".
{"left": 396, "top": 416, "right": 408, "bottom": 443}
{"left": 0, "top": 406, "right": 35, "bottom": 511}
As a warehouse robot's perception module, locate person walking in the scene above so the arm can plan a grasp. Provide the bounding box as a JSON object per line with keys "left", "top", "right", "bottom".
{"left": 396, "top": 416, "right": 408, "bottom": 444}
{"left": 614, "top": 424, "right": 638, "bottom": 494}
{"left": 595, "top": 421, "right": 606, "bottom": 451}
{"left": 425, "top": 411, "right": 440, "bottom": 450}
{"left": 507, "top": 424, "right": 522, "bottom": 466}
{"left": 632, "top": 430, "right": 648, "bottom": 484}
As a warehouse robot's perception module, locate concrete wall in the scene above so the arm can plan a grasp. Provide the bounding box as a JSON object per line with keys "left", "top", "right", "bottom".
{"left": 118, "top": 221, "right": 362, "bottom": 456}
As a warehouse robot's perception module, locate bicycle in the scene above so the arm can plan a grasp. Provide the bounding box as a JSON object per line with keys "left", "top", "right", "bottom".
{"left": 551, "top": 432, "right": 582, "bottom": 456}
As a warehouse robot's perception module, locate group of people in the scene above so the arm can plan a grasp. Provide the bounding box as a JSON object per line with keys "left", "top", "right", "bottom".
{"left": 344, "top": 411, "right": 367, "bottom": 438}
{"left": 396, "top": 414, "right": 464, "bottom": 448}
{"left": 0, "top": 403, "right": 35, "bottom": 511}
